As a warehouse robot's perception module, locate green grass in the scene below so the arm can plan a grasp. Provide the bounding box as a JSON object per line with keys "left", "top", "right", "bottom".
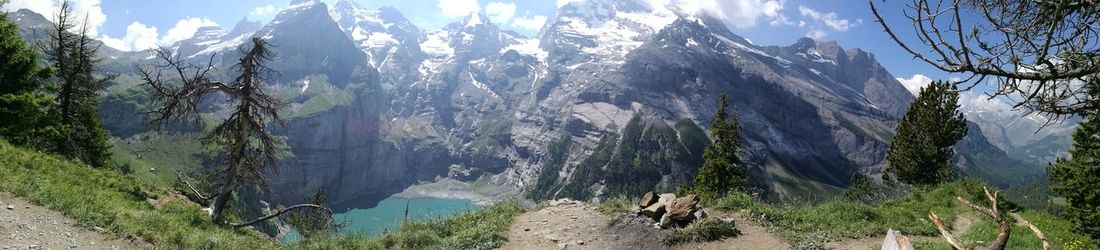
{"left": 664, "top": 218, "right": 741, "bottom": 245}
{"left": 280, "top": 74, "right": 356, "bottom": 119}
{"left": 911, "top": 211, "right": 1098, "bottom": 249}
{"left": 0, "top": 140, "right": 526, "bottom": 249}
{"left": 597, "top": 195, "right": 634, "bottom": 217}
{"left": 710, "top": 179, "right": 1096, "bottom": 249}
{"left": 109, "top": 132, "right": 208, "bottom": 187}
{"left": 0, "top": 140, "right": 276, "bottom": 248}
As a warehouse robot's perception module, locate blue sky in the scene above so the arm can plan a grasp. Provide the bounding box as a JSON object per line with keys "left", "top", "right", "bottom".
{"left": 1, "top": 0, "right": 956, "bottom": 88}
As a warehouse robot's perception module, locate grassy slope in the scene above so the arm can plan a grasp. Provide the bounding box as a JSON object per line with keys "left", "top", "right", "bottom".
{"left": 708, "top": 180, "right": 1096, "bottom": 249}
{"left": 109, "top": 132, "right": 207, "bottom": 186}
{"left": 0, "top": 140, "right": 523, "bottom": 249}
{"left": 0, "top": 141, "right": 274, "bottom": 248}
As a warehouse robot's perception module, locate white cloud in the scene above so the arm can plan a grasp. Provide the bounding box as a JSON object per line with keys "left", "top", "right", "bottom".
{"left": 512, "top": 15, "right": 547, "bottom": 31}
{"left": 798, "top": 5, "right": 852, "bottom": 31}
{"left": 3, "top": 0, "right": 107, "bottom": 36}
{"left": 485, "top": 2, "right": 516, "bottom": 24}
{"left": 899, "top": 74, "right": 1026, "bottom": 117}
{"left": 555, "top": 0, "right": 795, "bottom": 29}
{"left": 100, "top": 21, "right": 159, "bottom": 52}
{"left": 959, "top": 91, "right": 1015, "bottom": 115}
{"left": 100, "top": 17, "right": 218, "bottom": 52}
{"left": 805, "top": 29, "right": 827, "bottom": 39}
{"left": 556, "top": 0, "right": 585, "bottom": 8}
{"left": 158, "top": 17, "right": 218, "bottom": 45}
{"left": 250, "top": 5, "right": 277, "bottom": 17}
{"left": 675, "top": 0, "right": 786, "bottom": 28}
{"left": 437, "top": 0, "right": 480, "bottom": 18}
{"left": 1, "top": 0, "right": 54, "bottom": 18}
{"left": 896, "top": 74, "right": 935, "bottom": 96}
{"left": 769, "top": 14, "right": 795, "bottom": 26}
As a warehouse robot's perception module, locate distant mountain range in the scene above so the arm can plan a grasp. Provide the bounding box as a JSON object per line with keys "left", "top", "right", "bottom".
{"left": 8, "top": 0, "right": 1064, "bottom": 205}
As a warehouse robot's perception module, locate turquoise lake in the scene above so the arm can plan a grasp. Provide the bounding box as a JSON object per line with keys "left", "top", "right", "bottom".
{"left": 283, "top": 197, "right": 478, "bottom": 243}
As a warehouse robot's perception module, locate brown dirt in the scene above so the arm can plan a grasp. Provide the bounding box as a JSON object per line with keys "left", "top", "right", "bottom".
{"left": 503, "top": 201, "right": 983, "bottom": 250}
{"left": 0, "top": 192, "right": 151, "bottom": 250}
{"left": 674, "top": 210, "right": 789, "bottom": 250}
{"left": 501, "top": 201, "right": 787, "bottom": 250}
{"left": 501, "top": 200, "right": 617, "bottom": 250}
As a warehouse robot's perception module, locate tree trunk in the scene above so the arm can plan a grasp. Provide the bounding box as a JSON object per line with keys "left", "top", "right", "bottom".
{"left": 211, "top": 69, "right": 254, "bottom": 223}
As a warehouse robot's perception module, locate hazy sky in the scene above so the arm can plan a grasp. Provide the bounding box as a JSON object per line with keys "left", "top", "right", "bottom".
{"left": 2, "top": 0, "right": 982, "bottom": 95}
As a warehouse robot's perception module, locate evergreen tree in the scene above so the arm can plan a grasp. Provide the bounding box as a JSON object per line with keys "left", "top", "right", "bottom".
{"left": 0, "top": 2, "right": 62, "bottom": 148}
{"left": 844, "top": 174, "right": 881, "bottom": 204}
{"left": 693, "top": 93, "right": 747, "bottom": 199}
{"left": 1048, "top": 94, "right": 1100, "bottom": 239}
{"left": 886, "top": 81, "right": 968, "bottom": 186}
{"left": 142, "top": 38, "right": 332, "bottom": 227}
{"left": 38, "top": 1, "right": 113, "bottom": 167}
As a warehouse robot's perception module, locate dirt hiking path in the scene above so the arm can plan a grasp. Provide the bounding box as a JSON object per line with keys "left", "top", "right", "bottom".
{"left": 501, "top": 201, "right": 787, "bottom": 250}
{"left": 502, "top": 201, "right": 980, "bottom": 250}
{"left": 0, "top": 192, "right": 151, "bottom": 250}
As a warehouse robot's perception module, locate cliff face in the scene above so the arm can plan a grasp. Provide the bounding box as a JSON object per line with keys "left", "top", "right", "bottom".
{"left": 273, "top": 92, "right": 458, "bottom": 205}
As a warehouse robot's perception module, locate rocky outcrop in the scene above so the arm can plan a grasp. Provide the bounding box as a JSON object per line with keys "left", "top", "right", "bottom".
{"left": 668, "top": 195, "right": 699, "bottom": 220}
{"left": 634, "top": 193, "right": 708, "bottom": 228}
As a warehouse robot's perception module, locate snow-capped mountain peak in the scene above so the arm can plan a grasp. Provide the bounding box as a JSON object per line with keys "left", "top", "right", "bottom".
{"left": 540, "top": 0, "right": 680, "bottom": 67}
{"left": 464, "top": 12, "right": 484, "bottom": 28}
{"left": 327, "top": 0, "right": 421, "bottom": 68}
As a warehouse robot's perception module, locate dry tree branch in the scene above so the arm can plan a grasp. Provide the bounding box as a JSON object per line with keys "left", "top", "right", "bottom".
{"left": 869, "top": 0, "right": 1100, "bottom": 117}
{"left": 175, "top": 171, "right": 216, "bottom": 201}
{"left": 1012, "top": 213, "right": 1052, "bottom": 250}
{"left": 929, "top": 212, "right": 967, "bottom": 249}
{"left": 231, "top": 204, "right": 332, "bottom": 228}
{"left": 929, "top": 186, "right": 1055, "bottom": 250}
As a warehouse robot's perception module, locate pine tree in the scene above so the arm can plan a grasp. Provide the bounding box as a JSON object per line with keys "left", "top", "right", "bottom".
{"left": 1048, "top": 97, "right": 1100, "bottom": 239}
{"left": 0, "top": 2, "right": 62, "bottom": 148}
{"left": 886, "top": 81, "right": 968, "bottom": 186}
{"left": 693, "top": 93, "right": 747, "bottom": 199}
{"left": 37, "top": 1, "right": 113, "bottom": 167}
{"left": 142, "top": 38, "right": 332, "bottom": 228}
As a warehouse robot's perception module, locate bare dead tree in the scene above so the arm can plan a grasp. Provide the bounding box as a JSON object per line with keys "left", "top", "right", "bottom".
{"left": 869, "top": 0, "right": 1100, "bottom": 119}
{"left": 928, "top": 186, "right": 1052, "bottom": 250}
{"left": 140, "top": 37, "right": 332, "bottom": 228}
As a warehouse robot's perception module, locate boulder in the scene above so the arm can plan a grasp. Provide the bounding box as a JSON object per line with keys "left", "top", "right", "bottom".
{"left": 638, "top": 191, "right": 658, "bottom": 208}
{"left": 658, "top": 213, "right": 674, "bottom": 228}
{"left": 657, "top": 193, "right": 676, "bottom": 206}
{"left": 692, "top": 209, "right": 708, "bottom": 220}
{"left": 668, "top": 195, "right": 700, "bottom": 220}
{"left": 641, "top": 202, "right": 666, "bottom": 218}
